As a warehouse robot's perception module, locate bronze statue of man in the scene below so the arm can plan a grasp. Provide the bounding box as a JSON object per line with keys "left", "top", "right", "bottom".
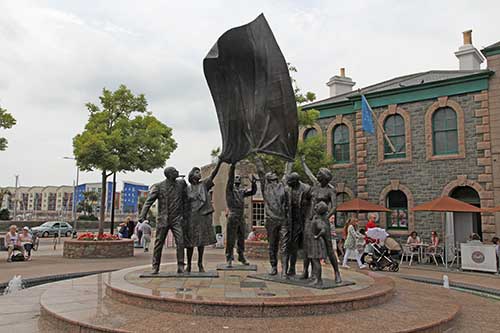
{"left": 225, "top": 162, "right": 257, "bottom": 267}
{"left": 254, "top": 156, "right": 289, "bottom": 277}
{"left": 139, "top": 166, "right": 187, "bottom": 274}
{"left": 285, "top": 171, "right": 311, "bottom": 276}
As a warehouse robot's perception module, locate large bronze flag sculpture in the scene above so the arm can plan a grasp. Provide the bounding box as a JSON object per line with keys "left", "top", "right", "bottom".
{"left": 203, "top": 14, "right": 298, "bottom": 163}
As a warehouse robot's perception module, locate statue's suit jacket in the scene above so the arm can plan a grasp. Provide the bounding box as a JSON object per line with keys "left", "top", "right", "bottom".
{"left": 139, "top": 179, "right": 187, "bottom": 228}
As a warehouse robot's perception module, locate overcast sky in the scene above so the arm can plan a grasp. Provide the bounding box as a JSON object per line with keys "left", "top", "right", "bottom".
{"left": 1, "top": 0, "right": 499, "bottom": 189}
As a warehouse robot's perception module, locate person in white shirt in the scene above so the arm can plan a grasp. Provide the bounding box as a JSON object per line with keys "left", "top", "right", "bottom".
{"left": 141, "top": 220, "right": 152, "bottom": 252}
{"left": 5, "top": 225, "right": 25, "bottom": 262}
{"left": 18, "top": 227, "right": 33, "bottom": 260}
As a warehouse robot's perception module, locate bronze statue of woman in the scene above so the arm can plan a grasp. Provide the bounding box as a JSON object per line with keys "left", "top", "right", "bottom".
{"left": 185, "top": 159, "right": 222, "bottom": 272}
{"left": 300, "top": 156, "right": 342, "bottom": 283}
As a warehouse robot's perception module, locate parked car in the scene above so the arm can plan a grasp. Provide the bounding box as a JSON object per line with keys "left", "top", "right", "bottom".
{"left": 32, "top": 221, "right": 73, "bottom": 238}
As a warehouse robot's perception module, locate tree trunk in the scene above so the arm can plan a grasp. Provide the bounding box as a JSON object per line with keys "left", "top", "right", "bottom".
{"left": 99, "top": 170, "right": 108, "bottom": 236}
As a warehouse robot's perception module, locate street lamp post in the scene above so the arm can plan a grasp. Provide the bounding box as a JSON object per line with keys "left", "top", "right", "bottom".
{"left": 63, "top": 157, "right": 79, "bottom": 235}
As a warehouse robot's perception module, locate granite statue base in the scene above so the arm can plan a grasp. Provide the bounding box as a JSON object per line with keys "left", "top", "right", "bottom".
{"left": 216, "top": 263, "right": 258, "bottom": 271}
{"left": 248, "top": 273, "right": 355, "bottom": 290}
{"left": 139, "top": 271, "right": 219, "bottom": 278}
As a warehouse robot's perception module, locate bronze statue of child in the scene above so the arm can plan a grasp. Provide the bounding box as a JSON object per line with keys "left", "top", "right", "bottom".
{"left": 307, "top": 201, "right": 342, "bottom": 286}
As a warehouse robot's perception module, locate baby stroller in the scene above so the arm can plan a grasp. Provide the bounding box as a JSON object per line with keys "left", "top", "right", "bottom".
{"left": 364, "top": 237, "right": 402, "bottom": 272}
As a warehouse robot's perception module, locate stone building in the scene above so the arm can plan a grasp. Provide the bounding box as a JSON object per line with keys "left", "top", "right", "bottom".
{"left": 301, "top": 31, "right": 500, "bottom": 243}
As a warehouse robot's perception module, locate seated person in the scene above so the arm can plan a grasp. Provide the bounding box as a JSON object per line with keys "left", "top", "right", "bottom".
{"left": 427, "top": 230, "right": 440, "bottom": 254}
{"left": 118, "top": 223, "right": 129, "bottom": 239}
{"left": 5, "top": 225, "right": 25, "bottom": 262}
{"left": 406, "top": 231, "right": 421, "bottom": 251}
{"left": 468, "top": 233, "right": 482, "bottom": 244}
{"left": 18, "top": 226, "right": 33, "bottom": 261}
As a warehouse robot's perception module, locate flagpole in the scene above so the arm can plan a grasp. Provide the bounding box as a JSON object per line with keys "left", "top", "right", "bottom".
{"left": 359, "top": 90, "right": 397, "bottom": 154}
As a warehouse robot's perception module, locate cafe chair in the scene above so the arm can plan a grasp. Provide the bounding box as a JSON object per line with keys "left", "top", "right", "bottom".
{"left": 426, "top": 246, "right": 445, "bottom": 266}
{"left": 400, "top": 244, "right": 420, "bottom": 266}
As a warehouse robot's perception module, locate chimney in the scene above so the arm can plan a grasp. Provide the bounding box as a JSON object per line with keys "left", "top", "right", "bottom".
{"left": 326, "top": 68, "right": 355, "bottom": 97}
{"left": 454, "top": 30, "right": 484, "bottom": 70}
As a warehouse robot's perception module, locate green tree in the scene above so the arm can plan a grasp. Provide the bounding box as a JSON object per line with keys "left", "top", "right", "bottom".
{"left": 249, "top": 65, "right": 332, "bottom": 180}
{"left": 73, "top": 85, "right": 177, "bottom": 235}
{"left": 0, "top": 106, "right": 16, "bottom": 151}
{"left": 210, "top": 146, "right": 221, "bottom": 163}
{"left": 0, "top": 208, "right": 10, "bottom": 220}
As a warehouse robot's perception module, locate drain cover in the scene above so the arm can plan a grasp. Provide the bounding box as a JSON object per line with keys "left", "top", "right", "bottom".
{"left": 241, "top": 281, "right": 266, "bottom": 288}
{"left": 257, "top": 292, "right": 276, "bottom": 297}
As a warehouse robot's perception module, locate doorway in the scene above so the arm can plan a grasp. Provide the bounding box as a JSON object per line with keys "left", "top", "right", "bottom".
{"left": 450, "top": 186, "right": 482, "bottom": 242}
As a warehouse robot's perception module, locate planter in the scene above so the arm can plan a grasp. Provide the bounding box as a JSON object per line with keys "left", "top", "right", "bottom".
{"left": 63, "top": 239, "right": 134, "bottom": 259}
{"left": 244, "top": 240, "right": 269, "bottom": 259}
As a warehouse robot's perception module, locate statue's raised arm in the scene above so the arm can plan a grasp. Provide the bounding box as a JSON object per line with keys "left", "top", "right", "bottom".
{"left": 300, "top": 155, "right": 319, "bottom": 186}
{"left": 282, "top": 161, "right": 293, "bottom": 183}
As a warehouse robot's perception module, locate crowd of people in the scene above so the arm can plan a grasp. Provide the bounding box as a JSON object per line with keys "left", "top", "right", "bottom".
{"left": 118, "top": 217, "right": 153, "bottom": 252}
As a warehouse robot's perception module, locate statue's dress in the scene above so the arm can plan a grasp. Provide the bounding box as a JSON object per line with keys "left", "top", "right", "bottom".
{"left": 185, "top": 179, "right": 217, "bottom": 247}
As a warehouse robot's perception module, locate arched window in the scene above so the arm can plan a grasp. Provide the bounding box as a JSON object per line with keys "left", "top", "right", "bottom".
{"left": 384, "top": 114, "right": 406, "bottom": 159}
{"left": 335, "top": 192, "right": 350, "bottom": 227}
{"left": 303, "top": 128, "right": 317, "bottom": 141}
{"left": 432, "top": 107, "right": 458, "bottom": 155}
{"left": 333, "top": 124, "right": 350, "bottom": 163}
{"left": 386, "top": 190, "right": 408, "bottom": 229}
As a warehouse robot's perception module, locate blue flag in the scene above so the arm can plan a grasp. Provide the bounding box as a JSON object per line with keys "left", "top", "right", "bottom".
{"left": 361, "top": 95, "right": 375, "bottom": 135}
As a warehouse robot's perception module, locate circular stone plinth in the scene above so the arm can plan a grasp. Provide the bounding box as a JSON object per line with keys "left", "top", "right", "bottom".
{"left": 63, "top": 239, "right": 134, "bottom": 259}
{"left": 104, "top": 263, "right": 394, "bottom": 317}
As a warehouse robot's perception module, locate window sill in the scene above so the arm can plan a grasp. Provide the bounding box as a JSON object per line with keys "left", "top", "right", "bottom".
{"left": 427, "top": 153, "right": 465, "bottom": 161}
{"left": 331, "top": 162, "right": 354, "bottom": 169}
{"left": 377, "top": 157, "right": 411, "bottom": 165}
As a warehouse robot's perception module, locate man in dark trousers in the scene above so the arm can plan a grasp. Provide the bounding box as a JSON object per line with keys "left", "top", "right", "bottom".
{"left": 225, "top": 162, "right": 257, "bottom": 267}
{"left": 285, "top": 171, "right": 311, "bottom": 276}
{"left": 139, "top": 166, "right": 187, "bottom": 274}
{"left": 254, "top": 156, "right": 289, "bottom": 277}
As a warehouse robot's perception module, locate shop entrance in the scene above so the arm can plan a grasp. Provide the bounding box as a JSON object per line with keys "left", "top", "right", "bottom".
{"left": 450, "top": 186, "right": 482, "bottom": 243}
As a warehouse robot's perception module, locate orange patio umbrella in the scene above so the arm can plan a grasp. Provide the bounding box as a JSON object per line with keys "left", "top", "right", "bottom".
{"left": 485, "top": 206, "right": 500, "bottom": 213}
{"left": 411, "top": 196, "right": 483, "bottom": 269}
{"left": 336, "top": 198, "right": 391, "bottom": 212}
{"left": 410, "top": 196, "right": 483, "bottom": 213}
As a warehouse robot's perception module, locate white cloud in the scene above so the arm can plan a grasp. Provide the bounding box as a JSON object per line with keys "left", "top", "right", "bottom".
{"left": 1, "top": 0, "right": 499, "bottom": 188}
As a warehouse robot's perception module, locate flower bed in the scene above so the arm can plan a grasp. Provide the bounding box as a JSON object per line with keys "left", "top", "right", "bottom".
{"left": 63, "top": 236, "right": 133, "bottom": 259}
{"left": 77, "top": 232, "right": 120, "bottom": 241}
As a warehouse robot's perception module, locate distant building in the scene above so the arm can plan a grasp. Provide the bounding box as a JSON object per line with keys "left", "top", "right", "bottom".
{"left": 121, "top": 181, "right": 149, "bottom": 213}
{"left": 75, "top": 182, "right": 113, "bottom": 213}
{"left": 1, "top": 179, "right": 149, "bottom": 219}
{"left": 1, "top": 185, "right": 73, "bottom": 219}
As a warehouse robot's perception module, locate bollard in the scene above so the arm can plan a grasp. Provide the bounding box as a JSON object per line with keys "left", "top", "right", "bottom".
{"left": 443, "top": 275, "right": 450, "bottom": 289}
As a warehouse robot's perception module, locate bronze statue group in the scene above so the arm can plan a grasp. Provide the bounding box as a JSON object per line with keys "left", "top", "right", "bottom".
{"left": 139, "top": 156, "right": 342, "bottom": 287}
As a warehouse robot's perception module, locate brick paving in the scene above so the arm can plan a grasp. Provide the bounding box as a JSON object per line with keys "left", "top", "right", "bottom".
{"left": 0, "top": 244, "right": 499, "bottom": 332}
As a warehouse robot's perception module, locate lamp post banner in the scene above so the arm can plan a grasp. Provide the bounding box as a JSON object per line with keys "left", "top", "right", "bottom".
{"left": 203, "top": 14, "right": 298, "bottom": 163}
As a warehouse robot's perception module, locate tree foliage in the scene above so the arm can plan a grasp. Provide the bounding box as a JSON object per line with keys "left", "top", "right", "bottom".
{"left": 0, "top": 208, "right": 10, "bottom": 220}
{"left": 73, "top": 85, "right": 177, "bottom": 234}
{"left": 0, "top": 106, "right": 16, "bottom": 151}
{"left": 249, "top": 65, "right": 332, "bottom": 181}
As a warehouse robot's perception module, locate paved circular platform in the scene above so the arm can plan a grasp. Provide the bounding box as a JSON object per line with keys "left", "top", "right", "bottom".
{"left": 102, "top": 263, "right": 394, "bottom": 317}
{"left": 38, "top": 271, "right": 460, "bottom": 333}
